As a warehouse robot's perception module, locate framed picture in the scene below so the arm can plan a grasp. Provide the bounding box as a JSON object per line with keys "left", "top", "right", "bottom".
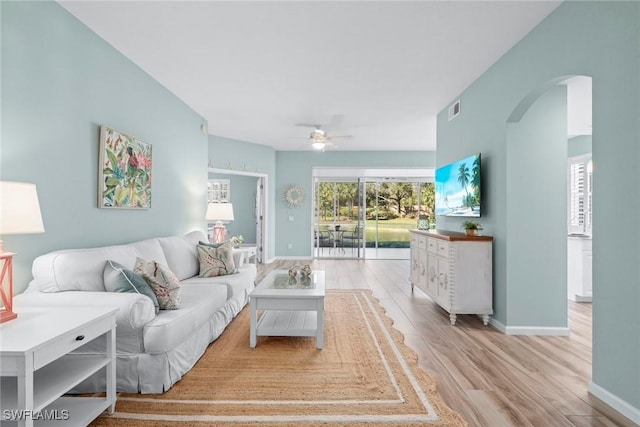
{"left": 98, "top": 125, "right": 152, "bottom": 209}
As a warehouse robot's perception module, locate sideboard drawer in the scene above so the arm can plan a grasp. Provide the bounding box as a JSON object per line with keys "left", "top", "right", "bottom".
{"left": 417, "top": 236, "right": 427, "bottom": 250}
{"left": 33, "top": 315, "right": 113, "bottom": 369}
{"left": 437, "top": 241, "right": 449, "bottom": 257}
{"left": 426, "top": 238, "right": 437, "bottom": 254}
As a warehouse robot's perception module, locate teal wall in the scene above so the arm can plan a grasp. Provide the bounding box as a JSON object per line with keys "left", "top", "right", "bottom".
{"left": 506, "top": 86, "right": 568, "bottom": 327}
{"left": 436, "top": 1, "right": 639, "bottom": 414}
{"left": 209, "top": 173, "right": 258, "bottom": 244}
{"left": 208, "top": 135, "right": 276, "bottom": 259}
{"left": 1, "top": 2, "right": 208, "bottom": 293}
{"left": 568, "top": 135, "right": 592, "bottom": 157}
{"left": 275, "top": 151, "right": 435, "bottom": 257}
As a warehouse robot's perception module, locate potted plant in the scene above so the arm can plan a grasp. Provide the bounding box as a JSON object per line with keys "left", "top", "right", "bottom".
{"left": 230, "top": 235, "right": 244, "bottom": 248}
{"left": 462, "top": 221, "right": 482, "bottom": 236}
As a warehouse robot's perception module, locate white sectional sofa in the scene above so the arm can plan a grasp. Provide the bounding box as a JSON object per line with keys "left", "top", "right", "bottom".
{"left": 14, "top": 230, "right": 256, "bottom": 393}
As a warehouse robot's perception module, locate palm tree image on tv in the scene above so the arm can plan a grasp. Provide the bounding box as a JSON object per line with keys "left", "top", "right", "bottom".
{"left": 435, "top": 154, "right": 481, "bottom": 217}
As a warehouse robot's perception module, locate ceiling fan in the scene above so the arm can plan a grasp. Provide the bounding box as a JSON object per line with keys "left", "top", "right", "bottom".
{"left": 295, "top": 123, "right": 352, "bottom": 151}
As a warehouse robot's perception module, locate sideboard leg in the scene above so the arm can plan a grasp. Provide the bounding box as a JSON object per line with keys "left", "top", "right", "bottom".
{"left": 481, "top": 314, "right": 490, "bottom": 326}
{"left": 449, "top": 313, "right": 457, "bottom": 325}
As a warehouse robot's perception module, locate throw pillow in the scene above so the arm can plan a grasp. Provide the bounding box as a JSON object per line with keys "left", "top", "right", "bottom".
{"left": 197, "top": 242, "right": 236, "bottom": 277}
{"left": 133, "top": 258, "right": 181, "bottom": 310}
{"left": 199, "top": 240, "right": 243, "bottom": 267}
{"left": 198, "top": 240, "right": 224, "bottom": 248}
{"left": 103, "top": 260, "right": 160, "bottom": 314}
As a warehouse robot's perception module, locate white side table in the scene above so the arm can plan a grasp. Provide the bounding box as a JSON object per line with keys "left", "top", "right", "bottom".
{"left": 232, "top": 245, "right": 257, "bottom": 266}
{"left": 0, "top": 307, "right": 117, "bottom": 426}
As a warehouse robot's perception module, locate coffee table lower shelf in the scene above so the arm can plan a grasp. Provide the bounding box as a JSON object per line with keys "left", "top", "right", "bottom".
{"left": 257, "top": 310, "right": 318, "bottom": 336}
{"left": 253, "top": 309, "right": 323, "bottom": 349}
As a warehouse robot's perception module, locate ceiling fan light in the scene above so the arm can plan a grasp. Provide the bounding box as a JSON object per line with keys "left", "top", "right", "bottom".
{"left": 312, "top": 142, "right": 325, "bottom": 150}
{"left": 310, "top": 129, "right": 325, "bottom": 140}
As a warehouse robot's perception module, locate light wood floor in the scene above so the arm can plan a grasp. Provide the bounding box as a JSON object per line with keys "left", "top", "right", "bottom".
{"left": 257, "top": 259, "right": 634, "bottom": 427}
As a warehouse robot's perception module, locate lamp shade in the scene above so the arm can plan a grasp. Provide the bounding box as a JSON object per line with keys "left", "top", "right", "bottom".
{"left": 206, "top": 203, "right": 234, "bottom": 222}
{"left": 0, "top": 181, "right": 45, "bottom": 235}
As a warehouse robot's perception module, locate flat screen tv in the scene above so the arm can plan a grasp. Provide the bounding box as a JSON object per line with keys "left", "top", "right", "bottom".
{"left": 435, "top": 153, "right": 481, "bottom": 217}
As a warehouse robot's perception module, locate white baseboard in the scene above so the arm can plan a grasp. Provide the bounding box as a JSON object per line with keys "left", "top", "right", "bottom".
{"left": 489, "top": 317, "right": 507, "bottom": 333}
{"left": 589, "top": 381, "right": 640, "bottom": 425}
{"left": 272, "top": 256, "right": 313, "bottom": 261}
{"left": 488, "top": 318, "right": 569, "bottom": 336}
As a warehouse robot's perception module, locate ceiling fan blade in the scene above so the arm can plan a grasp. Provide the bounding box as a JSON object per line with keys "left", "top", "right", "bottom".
{"left": 326, "top": 135, "right": 352, "bottom": 142}
{"left": 295, "top": 123, "right": 322, "bottom": 129}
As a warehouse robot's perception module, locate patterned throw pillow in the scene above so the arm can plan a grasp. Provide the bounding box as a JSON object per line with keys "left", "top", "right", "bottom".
{"left": 133, "top": 257, "right": 181, "bottom": 310}
{"left": 198, "top": 240, "right": 224, "bottom": 248}
{"left": 197, "top": 242, "right": 236, "bottom": 277}
{"left": 103, "top": 260, "right": 160, "bottom": 314}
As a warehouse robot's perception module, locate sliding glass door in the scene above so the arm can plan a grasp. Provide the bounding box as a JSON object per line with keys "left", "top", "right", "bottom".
{"left": 314, "top": 177, "right": 433, "bottom": 260}
{"left": 314, "top": 180, "right": 363, "bottom": 258}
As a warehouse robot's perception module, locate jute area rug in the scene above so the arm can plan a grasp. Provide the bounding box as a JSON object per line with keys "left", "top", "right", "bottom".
{"left": 92, "top": 290, "right": 467, "bottom": 426}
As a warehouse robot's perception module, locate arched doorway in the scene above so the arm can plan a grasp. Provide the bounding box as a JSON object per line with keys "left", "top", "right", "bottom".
{"left": 504, "top": 75, "right": 592, "bottom": 335}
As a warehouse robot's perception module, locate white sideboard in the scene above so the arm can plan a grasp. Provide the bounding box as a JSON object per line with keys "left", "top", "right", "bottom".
{"left": 0, "top": 307, "right": 117, "bottom": 426}
{"left": 410, "top": 229, "right": 493, "bottom": 326}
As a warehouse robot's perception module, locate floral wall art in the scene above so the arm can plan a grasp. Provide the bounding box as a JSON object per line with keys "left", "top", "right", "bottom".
{"left": 99, "top": 125, "right": 152, "bottom": 209}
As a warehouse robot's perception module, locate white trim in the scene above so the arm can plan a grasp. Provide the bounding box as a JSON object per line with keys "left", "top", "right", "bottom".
{"left": 589, "top": 382, "right": 640, "bottom": 425}
{"left": 273, "top": 256, "right": 313, "bottom": 261}
{"left": 489, "top": 318, "right": 507, "bottom": 333}
{"left": 505, "top": 326, "right": 570, "bottom": 336}
{"left": 489, "top": 318, "right": 571, "bottom": 336}
{"left": 312, "top": 167, "right": 434, "bottom": 179}
{"left": 208, "top": 168, "right": 270, "bottom": 263}
{"left": 208, "top": 167, "right": 266, "bottom": 178}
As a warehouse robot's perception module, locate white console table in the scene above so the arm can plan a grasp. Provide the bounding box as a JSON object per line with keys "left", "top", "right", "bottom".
{"left": 0, "top": 307, "right": 117, "bottom": 426}
{"left": 410, "top": 229, "right": 493, "bottom": 325}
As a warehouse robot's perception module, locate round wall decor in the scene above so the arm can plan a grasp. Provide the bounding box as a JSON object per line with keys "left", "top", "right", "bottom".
{"left": 283, "top": 184, "right": 305, "bottom": 208}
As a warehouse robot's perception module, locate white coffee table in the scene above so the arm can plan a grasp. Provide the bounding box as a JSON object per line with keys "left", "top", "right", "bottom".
{"left": 249, "top": 269, "right": 325, "bottom": 349}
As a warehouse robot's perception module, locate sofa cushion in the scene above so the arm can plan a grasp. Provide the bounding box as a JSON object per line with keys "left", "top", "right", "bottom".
{"left": 134, "top": 258, "right": 181, "bottom": 310}
{"left": 197, "top": 242, "right": 236, "bottom": 277}
{"left": 127, "top": 238, "right": 169, "bottom": 267}
{"left": 29, "top": 239, "right": 168, "bottom": 293}
{"left": 142, "top": 282, "right": 228, "bottom": 354}
{"left": 103, "top": 260, "right": 159, "bottom": 314}
{"left": 157, "top": 231, "right": 206, "bottom": 280}
{"left": 182, "top": 264, "right": 256, "bottom": 302}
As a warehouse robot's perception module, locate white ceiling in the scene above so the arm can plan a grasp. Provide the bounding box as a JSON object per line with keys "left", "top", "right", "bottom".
{"left": 59, "top": 1, "right": 560, "bottom": 151}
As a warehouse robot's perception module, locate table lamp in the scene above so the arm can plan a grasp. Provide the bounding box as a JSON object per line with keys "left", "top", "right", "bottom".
{"left": 0, "top": 181, "right": 45, "bottom": 323}
{"left": 206, "top": 203, "right": 234, "bottom": 244}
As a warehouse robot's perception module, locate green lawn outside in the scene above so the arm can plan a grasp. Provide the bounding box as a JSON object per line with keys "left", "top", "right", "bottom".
{"left": 318, "top": 217, "right": 416, "bottom": 245}
{"left": 365, "top": 218, "right": 414, "bottom": 243}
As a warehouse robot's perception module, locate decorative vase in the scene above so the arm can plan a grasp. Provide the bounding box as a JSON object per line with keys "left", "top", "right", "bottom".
{"left": 465, "top": 229, "right": 477, "bottom": 236}
{"left": 417, "top": 216, "right": 430, "bottom": 230}
{"left": 288, "top": 267, "right": 298, "bottom": 278}
{"left": 300, "top": 264, "right": 312, "bottom": 278}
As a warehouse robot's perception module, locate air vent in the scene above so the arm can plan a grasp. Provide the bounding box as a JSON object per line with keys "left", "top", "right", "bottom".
{"left": 448, "top": 100, "right": 461, "bottom": 121}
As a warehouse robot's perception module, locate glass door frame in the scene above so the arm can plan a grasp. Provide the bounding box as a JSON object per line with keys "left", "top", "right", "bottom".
{"left": 311, "top": 169, "right": 435, "bottom": 260}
